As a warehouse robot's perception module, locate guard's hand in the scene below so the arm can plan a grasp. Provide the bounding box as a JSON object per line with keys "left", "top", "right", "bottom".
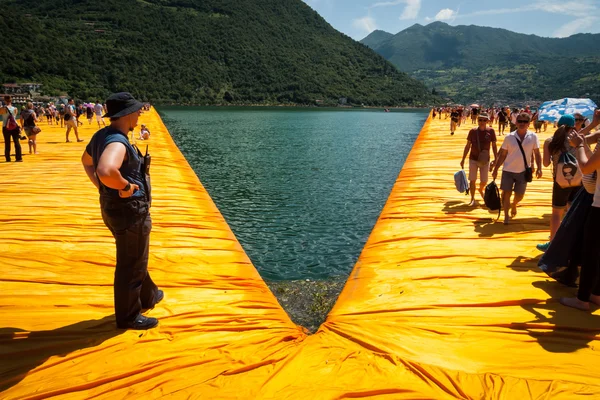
{"left": 492, "top": 170, "right": 498, "bottom": 180}
{"left": 460, "top": 159, "right": 464, "bottom": 169}
{"left": 119, "top": 183, "right": 139, "bottom": 198}
{"left": 536, "top": 168, "right": 543, "bottom": 179}
{"left": 489, "top": 159, "right": 495, "bottom": 170}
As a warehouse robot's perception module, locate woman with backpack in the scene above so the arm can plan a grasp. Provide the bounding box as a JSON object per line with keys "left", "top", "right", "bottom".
{"left": 559, "top": 109, "right": 600, "bottom": 311}
{"left": 537, "top": 115, "right": 581, "bottom": 252}
{"left": 1, "top": 95, "right": 23, "bottom": 162}
{"left": 22, "top": 102, "right": 40, "bottom": 155}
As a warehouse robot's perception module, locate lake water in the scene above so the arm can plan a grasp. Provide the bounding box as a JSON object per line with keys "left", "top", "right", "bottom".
{"left": 157, "top": 107, "right": 428, "bottom": 281}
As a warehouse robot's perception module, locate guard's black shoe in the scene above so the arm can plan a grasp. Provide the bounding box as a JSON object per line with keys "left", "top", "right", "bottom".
{"left": 118, "top": 315, "right": 158, "bottom": 330}
{"left": 155, "top": 290, "right": 164, "bottom": 305}
{"left": 142, "top": 290, "right": 164, "bottom": 312}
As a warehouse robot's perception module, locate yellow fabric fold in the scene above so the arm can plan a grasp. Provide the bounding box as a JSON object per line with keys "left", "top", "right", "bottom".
{"left": 1, "top": 110, "right": 598, "bottom": 399}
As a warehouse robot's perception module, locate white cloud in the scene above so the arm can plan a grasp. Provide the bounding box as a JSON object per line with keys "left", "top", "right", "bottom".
{"left": 370, "top": 0, "right": 421, "bottom": 20}
{"left": 371, "top": 0, "right": 406, "bottom": 7}
{"left": 553, "top": 16, "right": 598, "bottom": 37}
{"left": 448, "top": 0, "right": 597, "bottom": 19}
{"left": 400, "top": 0, "right": 421, "bottom": 20}
{"left": 434, "top": 8, "right": 457, "bottom": 21}
{"left": 542, "top": 1, "right": 596, "bottom": 18}
{"left": 352, "top": 16, "right": 378, "bottom": 35}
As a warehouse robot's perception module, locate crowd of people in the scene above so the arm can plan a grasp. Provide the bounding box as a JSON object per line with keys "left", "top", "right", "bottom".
{"left": 433, "top": 105, "right": 551, "bottom": 136}
{"left": 451, "top": 102, "right": 600, "bottom": 313}
{"left": 1, "top": 95, "right": 152, "bottom": 163}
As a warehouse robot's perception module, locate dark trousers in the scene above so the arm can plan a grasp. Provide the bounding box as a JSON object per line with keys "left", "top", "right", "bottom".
{"left": 539, "top": 188, "right": 592, "bottom": 285}
{"left": 3, "top": 127, "right": 22, "bottom": 162}
{"left": 577, "top": 206, "right": 600, "bottom": 302}
{"left": 101, "top": 199, "right": 158, "bottom": 327}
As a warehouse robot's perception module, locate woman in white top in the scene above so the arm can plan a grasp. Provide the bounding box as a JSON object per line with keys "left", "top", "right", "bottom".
{"left": 561, "top": 109, "right": 600, "bottom": 310}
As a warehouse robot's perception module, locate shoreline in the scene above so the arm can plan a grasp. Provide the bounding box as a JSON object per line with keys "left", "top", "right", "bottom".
{"left": 154, "top": 103, "right": 433, "bottom": 109}
{"left": 265, "top": 277, "right": 347, "bottom": 334}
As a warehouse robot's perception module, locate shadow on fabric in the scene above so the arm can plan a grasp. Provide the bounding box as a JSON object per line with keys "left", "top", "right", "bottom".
{"left": 441, "top": 200, "right": 480, "bottom": 214}
{"left": 472, "top": 214, "right": 550, "bottom": 237}
{"left": 516, "top": 280, "right": 600, "bottom": 353}
{"left": 506, "top": 255, "right": 543, "bottom": 273}
{"left": 0, "top": 315, "right": 122, "bottom": 393}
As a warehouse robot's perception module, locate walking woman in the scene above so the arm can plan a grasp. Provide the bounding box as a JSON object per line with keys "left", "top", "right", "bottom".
{"left": 22, "top": 102, "right": 40, "bottom": 154}
{"left": 560, "top": 109, "right": 600, "bottom": 310}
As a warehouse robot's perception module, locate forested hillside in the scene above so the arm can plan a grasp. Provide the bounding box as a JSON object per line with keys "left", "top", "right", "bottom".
{"left": 362, "top": 22, "right": 600, "bottom": 105}
{"left": 0, "top": 0, "right": 437, "bottom": 106}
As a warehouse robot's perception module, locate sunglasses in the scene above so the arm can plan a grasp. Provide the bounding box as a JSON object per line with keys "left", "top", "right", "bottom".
{"left": 575, "top": 118, "right": 585, "bottom": 121}
{"left": 517, "top": 120, "right": 529, "bottom": 123}
{"left": 478, "top": 119, "right": 487, "bottom": 122}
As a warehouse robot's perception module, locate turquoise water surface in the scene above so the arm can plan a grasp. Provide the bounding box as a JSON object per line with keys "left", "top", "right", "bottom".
{"left": 157, "top": 107, "right": 428, "bottom": 281}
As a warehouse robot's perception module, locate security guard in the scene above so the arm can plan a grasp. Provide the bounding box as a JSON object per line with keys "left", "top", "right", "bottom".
{"left": 81, "top": 92, "right": 162, "bottom": 330}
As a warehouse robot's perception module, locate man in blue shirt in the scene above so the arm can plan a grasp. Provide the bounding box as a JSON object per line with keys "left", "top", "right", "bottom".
{"left": 81, "top": 92, "right": 162, "bottom": 330}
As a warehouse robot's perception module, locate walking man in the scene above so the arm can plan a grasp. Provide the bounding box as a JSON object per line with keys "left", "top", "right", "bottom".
{"left": 491, "top": 113, "right": 542, "bottom": 224}
{"left": 95, "top": 101, "right": 106, "bottom": 129}
{"left": 450, "top": 108, "right": 460, "bottom": 135}
{"left": 81, "top": 92, "right": 163, "bottom": 330}
{"left": 497, "top": 107, "right": 508, "bottom": 135}
{"left": 65, "top": 99, "right": 83, "bottom": 142}
{"left": 460, "top": 113, "right": 498, "bottom": 206}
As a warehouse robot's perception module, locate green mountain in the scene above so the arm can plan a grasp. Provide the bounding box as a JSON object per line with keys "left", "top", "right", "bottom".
{"left": 361, "top": 21, "right": 600, "bottom": 105}
{"left": 0, "top": 0, "right": 437, "bottom": 106}
{"left": 359, "top": 29, "right": 393, "bottom": 49}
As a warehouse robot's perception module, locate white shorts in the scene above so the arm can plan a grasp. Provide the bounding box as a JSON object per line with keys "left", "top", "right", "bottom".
{"left": 66, "top": 118, "right": 77, "bottom": 128}
{"left": 95, "top": 114, "right": 103, "bottom": 122}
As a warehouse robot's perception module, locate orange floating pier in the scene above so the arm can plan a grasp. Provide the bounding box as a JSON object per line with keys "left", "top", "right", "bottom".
{"left": 1, "top": 110, "right": 599, "bottom": 399}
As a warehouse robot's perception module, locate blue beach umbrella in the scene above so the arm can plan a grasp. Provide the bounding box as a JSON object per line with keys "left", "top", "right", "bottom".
{"left": 537, "top": 97, "right": 598, "bottom": 122}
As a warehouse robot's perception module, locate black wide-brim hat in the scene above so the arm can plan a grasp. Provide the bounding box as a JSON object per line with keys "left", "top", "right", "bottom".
{"left": 103, "top": 92, "right": 144, "bottom": 118}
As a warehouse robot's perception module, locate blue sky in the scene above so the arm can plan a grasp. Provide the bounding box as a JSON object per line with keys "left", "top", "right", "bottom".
{"left": 302, "top": 0, "right": 600, "bottom": 40}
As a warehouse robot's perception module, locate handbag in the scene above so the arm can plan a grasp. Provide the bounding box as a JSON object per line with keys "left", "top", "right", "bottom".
{"left": 475, "top": 130, "right": 490, "bottom": 166}
{"left": 515, "top": 135, "right": 533, "bottom": 182}
{"left": 32, "top": 126, "right": 41, "bottom": 134}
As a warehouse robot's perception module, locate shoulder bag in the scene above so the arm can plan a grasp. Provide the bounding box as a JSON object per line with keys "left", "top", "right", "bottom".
{"left": 475, "top": 130, "right": 490, "bottom": 166}
{"left": 515, "top": 135, "right": 533, "bottom": 182}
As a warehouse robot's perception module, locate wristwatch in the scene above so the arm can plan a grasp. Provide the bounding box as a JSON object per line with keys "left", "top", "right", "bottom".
{"left": 121, "top": 182, "right": 131, "bottom": 192}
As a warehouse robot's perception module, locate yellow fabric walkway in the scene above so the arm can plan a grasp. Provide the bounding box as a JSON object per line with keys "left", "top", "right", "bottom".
{"left": 1, "top": 110, "right": 599, "bottom": 399}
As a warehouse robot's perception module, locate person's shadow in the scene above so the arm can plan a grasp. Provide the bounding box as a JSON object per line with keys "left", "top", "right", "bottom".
{"left": 473, "top": 213, "right": 550, "bottom": 237}
{"left": 506, "top": 254, "right": 543, "bottom": 273}
{"left": 442, "top": 200, "right": 482, "bottom": 214}
{"left": 0, "top": 315, "right": 122, "bottom": 393}
{"left": 517, "top": 280, "right": 600, "bottom": 353}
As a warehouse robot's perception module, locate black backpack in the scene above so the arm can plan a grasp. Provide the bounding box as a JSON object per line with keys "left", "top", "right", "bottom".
{"left": 484, "top": 181, "right": 501, "bottom": 220}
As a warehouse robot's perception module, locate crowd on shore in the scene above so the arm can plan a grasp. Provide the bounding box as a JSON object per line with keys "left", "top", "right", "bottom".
{"left": 443, "top": 103, "right": 600, "bottom": 313}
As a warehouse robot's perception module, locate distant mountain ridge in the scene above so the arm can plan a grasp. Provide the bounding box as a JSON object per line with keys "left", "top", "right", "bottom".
{"left": 361, "top": 22, "right": 600, "bottom": 104}
{"left": 0, "top": 0, "right": 437, "bottom": 106}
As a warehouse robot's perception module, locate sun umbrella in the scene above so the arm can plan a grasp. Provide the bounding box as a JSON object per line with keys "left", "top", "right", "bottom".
{"left": 470, "top": 103, "right": 479, "bottom": 108}
{"left": 537, "top": 97, "right": 597, "bottom": 122}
